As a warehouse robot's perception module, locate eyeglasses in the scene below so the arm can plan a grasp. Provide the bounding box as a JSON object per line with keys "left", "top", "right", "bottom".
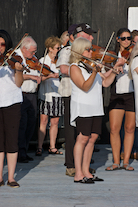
{"left": 27, "top": 49, "right": 37, "bottom": 54}
{"left": 118, "top": 36, "right": 132, "bottom": 41}
{"left": 54, "top": 47, "right": 61, "bottom": 50}
{"left": 0, "top": 43, "right": 6, "bottom": 47}
{"left": 85, "top": 46, "right": 93, "bottom": 52}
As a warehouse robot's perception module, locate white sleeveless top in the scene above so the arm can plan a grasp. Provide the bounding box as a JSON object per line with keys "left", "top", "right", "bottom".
{"left": 116, "top": 52, "right": 134, "bottom": 94}
{"left": 70, "top": 63, "right": 104, "bottom": 127}
{"left": 131, "top": 56, "right": 138, "bottom": 127}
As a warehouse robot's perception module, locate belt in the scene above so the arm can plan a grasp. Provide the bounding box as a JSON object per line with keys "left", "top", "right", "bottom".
{"left": 22, "top": 92, "right": 37, "bottom": 95}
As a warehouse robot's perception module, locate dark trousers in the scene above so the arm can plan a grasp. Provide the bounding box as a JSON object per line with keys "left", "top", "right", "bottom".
{"left": 18, "top": 93, "right": 37, "bottom": 158}
{"left": 0, "top": 103, "right": 21, "bottom": 153}
{"left": 64, "top": 96, "right": 76, "bottom": 168}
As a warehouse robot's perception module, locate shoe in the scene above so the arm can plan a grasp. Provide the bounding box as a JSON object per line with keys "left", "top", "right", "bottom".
{"left": 7, "top": 181, "right": 20, "bottom": 188}
{"left": 17, "top": 157, "right": 29, "bottom": 163}
{"left": 74, "top": 177, "right": 95, "bottom": 184}
{"left": 35, "top": 148, "right": 42, "bottom": 156}
{"left": 89, "top": 167, "right": 96, "bottom": 174}
{"left": 26, "top": 155, "right": 34, "bottom": 161}
{"left": 49, "top": 148, "right": 63, "bottom": 155}
{"left": 66, "top": 168, "right": 75, "bottom": 177}
{"left": 91, "top": 175, "right": 104, "bottom": 181}
{"left": 0, "top": 180, "right": 5, "bottom": 187}
{"left": 121, "top": 163, "right": 134, "bottom": 171}
{"left": 105, "top": 163, "right": 121, "bottom": 171}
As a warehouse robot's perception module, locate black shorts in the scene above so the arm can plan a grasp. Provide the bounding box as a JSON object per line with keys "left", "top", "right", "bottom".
{"left": 109, "top": 92, "right": 135, "bottom": 112}
{"left": 76, "top": 116, "right": 103, "bottom": 136}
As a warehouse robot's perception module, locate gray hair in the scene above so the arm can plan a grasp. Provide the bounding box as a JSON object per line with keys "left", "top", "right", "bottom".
{"left": 20, "top": 36, "right": 37, "bottom": 49}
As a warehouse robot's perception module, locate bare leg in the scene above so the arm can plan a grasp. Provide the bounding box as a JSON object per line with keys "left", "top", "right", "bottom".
{"left": 74, "top": 133, "right": 89, "bottom": 181}
{"left": 49, "top": 117, "right": 59, "bottom": 151}
{"left": 106, "top": 109, "right": 124, "bottom": 170}
{"left": 123, "top": 111, "right": 135, "bottom": 168}
{"left": 0, "top": 152, "right": 5, "bottom": 182}
{"left": 7, "top": 152, "right": 18, "bottom": 182}
{"left": 38, "top": 114, "right": 48, "bottom": 149}
{"left": 82, "top": 133, "right": 98, "bottom": 178}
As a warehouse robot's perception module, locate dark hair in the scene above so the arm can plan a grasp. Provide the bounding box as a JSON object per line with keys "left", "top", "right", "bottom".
{"left": 0, "top": 30, "right": 13, "bottom": 54}
{"left": 115, "top": 28, "right": 131, "bottom": 54}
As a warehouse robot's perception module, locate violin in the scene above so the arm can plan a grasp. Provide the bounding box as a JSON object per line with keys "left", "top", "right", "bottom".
{"left": 0, "top": 49, "right": 30, "bottom": 72}
{"left": 81, "top": 58, "right": 101, "bottom": 72}
{"left": 91, "top": 45, "right": 118, "bottom": 64}
{"left": 0, "top": 33, "right": 30, "bottom": 72}
{"left": 121, "top": 44, "right": 134, "bottom": 61}
{"left": 26, "top": 56, "right": 54, "bottom": 76}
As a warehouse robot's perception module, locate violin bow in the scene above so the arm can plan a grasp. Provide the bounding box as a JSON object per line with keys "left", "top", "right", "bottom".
{"left": 39, "top": 47, "right": 48, "bottom": 76}
{"left": 99, "top": 31, "right": 115, "bottom": 64}
{"left": 96, "top": 29, "right": 100, "bottom": 46}
{"left": 2, "top": 33, "right": 29, "bottom": 66}
{"left": 68, "top": 48, "right": 117, "bottom": 73}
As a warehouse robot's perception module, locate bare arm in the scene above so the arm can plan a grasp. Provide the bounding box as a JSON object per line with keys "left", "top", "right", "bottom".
{"left": 134, "top": 67, "right": 138, "bottom": 74}
{"left": 60, "top": 65, "right": 69, "bottom": 75}
{"left": 23, "top": 74, "right": 42, "bottom": 84}
{"left": 41, "top": 73, "right": 59, "bottom": 81}
{"left": 70, "top": 65, "right": 97, "bottom": 92}
{"left": 14, "top": 62, "right": 24, "bottom": 87}
{"left": 102, "top": 60, "right": 125, "bottom": 87}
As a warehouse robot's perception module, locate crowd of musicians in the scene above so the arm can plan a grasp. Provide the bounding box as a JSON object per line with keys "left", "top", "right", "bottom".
{"left": 0, "top": 23, "right": 138, "bottom": 187}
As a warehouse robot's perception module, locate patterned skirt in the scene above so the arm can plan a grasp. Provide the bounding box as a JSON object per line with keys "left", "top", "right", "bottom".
{"left": 39, "top": 97, "right": 64, "bottom": 117}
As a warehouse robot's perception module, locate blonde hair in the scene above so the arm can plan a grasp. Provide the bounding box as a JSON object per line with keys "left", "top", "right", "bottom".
{"left": 69, "top": 37, "right": 91, "bottom": 64}
{"left": 131, "top": 30, "right": 138, "bottom": 41}
{"left": 128, "top": 41, "right": 138, "bottom": 79}
{"left": 45, "top": 36, "right": 61, "bottom": 52}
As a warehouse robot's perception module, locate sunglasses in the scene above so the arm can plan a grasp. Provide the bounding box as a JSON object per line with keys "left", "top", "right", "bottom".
{"left": 55, "top": 47, "right": 61, "bottom": 50}
{"left": 118, "top": 36, "right": 132, "bottom": 41}
{"left": 0, "top": 43, "right": 6, "bottom": 47}
{"left": 85, "top": 46, "right": 93, "bottom": 52}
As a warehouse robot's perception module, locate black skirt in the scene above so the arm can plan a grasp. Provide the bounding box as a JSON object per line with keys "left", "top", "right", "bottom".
{"left": 39, "top": 97, "right": 64, "bottom": 117}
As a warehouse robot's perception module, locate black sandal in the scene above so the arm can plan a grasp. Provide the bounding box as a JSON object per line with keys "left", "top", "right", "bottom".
{"left": 35, "top": 148, "right": 42, "bottom": 156}
{"left": 48, "top": 148, "right": 63, "bottom": 155}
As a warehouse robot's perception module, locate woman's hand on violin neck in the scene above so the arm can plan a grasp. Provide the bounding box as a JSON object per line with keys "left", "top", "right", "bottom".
{"left": 49, "top": 73, "right": 59, "bottom": 78}
{"left": 41, "top": 72, "right": 59, "bottom": 81}
{"left": 15, "top": 62, "right": 23, "bottom": 72}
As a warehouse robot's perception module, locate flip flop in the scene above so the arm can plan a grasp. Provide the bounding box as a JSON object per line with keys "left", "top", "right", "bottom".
{"left": 74, "top": 177, "right": 95, "bottom": 184}
{"left": 105, "top": 163, "right": 121, "bottom": 171}
{"left": 121, "top": 163, "right": 134, "bottom": 171}
{"left": 49, "top": 148, "right": 63, "bottom": 155}
{"left": 91, "top": 175, "right": 104, "bottom": 181}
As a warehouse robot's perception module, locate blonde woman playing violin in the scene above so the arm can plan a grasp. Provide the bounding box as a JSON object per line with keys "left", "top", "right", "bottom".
{"left": 69, "top": 37, "right": 124, "bottom": 183}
